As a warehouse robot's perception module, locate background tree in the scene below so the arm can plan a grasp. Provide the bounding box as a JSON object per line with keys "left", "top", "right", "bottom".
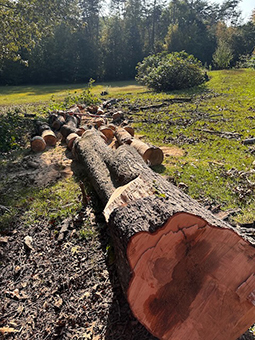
{"left": 0, "top": 0, "right": 79, "bottom": 65}
{"left": 1, "top": 0, "right": 253, "bottom": 85}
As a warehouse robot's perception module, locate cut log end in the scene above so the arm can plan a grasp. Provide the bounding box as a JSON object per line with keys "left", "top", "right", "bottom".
{"left": 131, "top": 139, "right": 164, "bottom": 166}
{"left": 99, "top": 126, "right": 115, "bottom": 140}
{"left": 31, "top": 136, "right": 46, "bottom": 152}
{"left": 66, "top": 132, "right": 79, "bottom": 150}
{"left": 143, "top": 147, "right": 164, "bottom": 166}
{"left": 41, "top": 130, "right": 57, "bottom": 146}
{"left": 124, "top": 126, "right": 135, "bottom": 137}
{"left": 127, "top": 212, "right": 255, "bottom": 340}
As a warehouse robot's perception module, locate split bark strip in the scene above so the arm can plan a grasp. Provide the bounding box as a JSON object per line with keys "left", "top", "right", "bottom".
{"left": 73, "top": 130, "right": 255, "bottom": 340}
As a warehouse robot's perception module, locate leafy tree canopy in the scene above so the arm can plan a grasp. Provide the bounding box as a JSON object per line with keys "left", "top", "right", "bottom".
{"left": 0, "top": 0, "right": 78, "bottom": 63}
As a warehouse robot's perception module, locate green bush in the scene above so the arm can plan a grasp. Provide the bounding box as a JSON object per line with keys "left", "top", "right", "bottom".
{"left": 135, "top": 51, "right": 206, "bottom": 92}
{"left": 236, "top": 53, "right": 255, "bottom": 69}
{"left": 0, "top": 110, "right": 32, "bottom": 153}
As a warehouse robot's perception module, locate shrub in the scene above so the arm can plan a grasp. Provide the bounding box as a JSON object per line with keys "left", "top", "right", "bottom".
{"left": 135, "top": 51, "right": 206, "bottom": 92}
{"left": 213, "top": 40, "right": 233, "bottom": 69}
{"left": 0, "top": 110, "right": 32, "bottom": 153}
{"left": 236, "top": 53, "right": 255, "bottom": 69}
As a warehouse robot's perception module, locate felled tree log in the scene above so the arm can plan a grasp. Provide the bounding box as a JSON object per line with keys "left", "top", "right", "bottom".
{"left": 73, "top": 130, "right": 255, "bottom": 340}
{"left": 115, "top": 127, "right": 164, "bottom": 166}
{"left": 60, "top": 115, "right": 80, "bottom": 139}
{"left": 50, "top": 115, "right": 66, "bottom": 131}
{"left": 31, "top": 136, "right": 46, "bottom": 152}
{"left": 32, "top": 121, "right": 57, "bottom": 147}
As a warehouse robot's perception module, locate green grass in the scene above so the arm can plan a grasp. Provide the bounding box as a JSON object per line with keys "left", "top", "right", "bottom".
{"left": 0, "top": 176, "right": 82, "bottom": 229}
{"left": 128, "top": 69, "right": 255, "bottom": 224}
{"left": 0, "top": 80, "right": 144, "bottom": 106}
{"left": 0, "top": 69, "right": 254, "bottom": 227}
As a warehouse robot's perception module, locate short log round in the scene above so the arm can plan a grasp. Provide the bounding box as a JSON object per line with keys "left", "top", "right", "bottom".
{"left": 124, "top": 126, "right": 135, "bottom": 137}
{"left": 42, "top": 130, "right": 57, "bottom": 146}
{"left": 66, "top": 132, "right": 79, "bottom": 150}
{"left": 31, "top": 136, "right": 46, "bottom": 152}
{"left": 99, "top": 126, "right": 114, "bottom": 140}
{"left": 130, "top": 139, "right": 164, "bottom": 166}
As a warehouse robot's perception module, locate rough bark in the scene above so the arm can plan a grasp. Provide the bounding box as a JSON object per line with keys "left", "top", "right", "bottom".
{"left": 115, "top": 127, "right": 133, "bottom": 144}
{"left": 50, "top": 115, "right": 65, "bottom": 131}
{"left": 60, "top": 115, "right": 80, "bottom": 139}
{"left": 73, "top": 129, "right": 255, "bottom": 340}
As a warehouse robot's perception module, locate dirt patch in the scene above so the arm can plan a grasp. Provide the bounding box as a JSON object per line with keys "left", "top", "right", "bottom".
{"left": 1, "top": 144, "right": 73, "bottom": 190}
{"left": 160, "top": 146, "right": 185, "bottom": 158}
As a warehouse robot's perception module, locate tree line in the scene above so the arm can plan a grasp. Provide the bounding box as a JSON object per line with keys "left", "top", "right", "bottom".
{"left": 0, "top": 0, "right": 255, "bottom": 85}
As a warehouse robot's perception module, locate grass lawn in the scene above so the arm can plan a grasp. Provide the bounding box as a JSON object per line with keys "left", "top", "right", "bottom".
{"left": 128, "top": 69, "right": 255, "bottom": 224}
{"left": 0, "top": 69, "right": 255, "bottom": 227}
{"left": 0, "top": 80, "right": 145, "bottom": 106}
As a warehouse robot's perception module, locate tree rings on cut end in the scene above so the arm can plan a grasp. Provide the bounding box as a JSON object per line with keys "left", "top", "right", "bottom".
{"left": 124, "top": 126, "right": 135, "bottom": 137}
{"left": 130, "top": 139, "right": 164, "bottom": 166}
{"left": 41, "top": 130, "right": 57, "bottom": 146}
{"left": 99, "top": 126, "right": 114, "bottom": 140}
{"left": 66, "top": 133, "right": 79, "bottom": 150}
{"left": 31, "top": 136, "right": 46, "bottom": 152}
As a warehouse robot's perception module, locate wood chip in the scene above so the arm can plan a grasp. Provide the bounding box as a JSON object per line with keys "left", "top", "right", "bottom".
{"left": 0, "top": 327, "right": 19, "bottom": 334}
{"left": 24, "top": 236, "right": 34, "bottom": 250}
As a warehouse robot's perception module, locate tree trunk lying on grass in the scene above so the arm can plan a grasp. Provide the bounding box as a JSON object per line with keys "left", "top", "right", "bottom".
{"left": 115, "top": 127, "right": 164, "bottom": 166}
{"left": 73, "top": 129, "right": 255, "bottom": 340}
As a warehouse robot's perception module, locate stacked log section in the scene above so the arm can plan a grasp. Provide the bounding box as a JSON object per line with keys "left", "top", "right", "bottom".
{"left": 66, "top": 132, "right": 79, "bottom": 150}
{"left": 130, "top": 138, "right": 164, "bottom": 166}
{"left": 112, "top": 111, "right": 123, "bottom": 121}
{"left": 97, "top": 108, "right": 104, "bottom": 115}
{"left": 124, "top": 126, "right": 135, "bottom": 137}
{"left": 77, "top": 125, "right": 89, "bottom": 136}
{"left": 41, "top": 130, "right": 57, "bottom": 146}
{"left": 51, "top": 115, "right": 65, "bottom": 131}
{"left": 94, "top": 118, "right": 105, "bottom": 128}
{"left": 115, "top": 127, "right": 133, "bottom": 144}
{"left": 31, "top": 136, "right": 46, "bottom": 152}
{"left": 87, "top": 105, "right": 98, "bottom": 114}
{"left": 108, "top": 124, "right": 116, "bottom": 131}
{"left": 60, "top": 115, "right": 80, "bottom": 139}
{"left": 99, "top": 126, "right": 114, "bottom": 141}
